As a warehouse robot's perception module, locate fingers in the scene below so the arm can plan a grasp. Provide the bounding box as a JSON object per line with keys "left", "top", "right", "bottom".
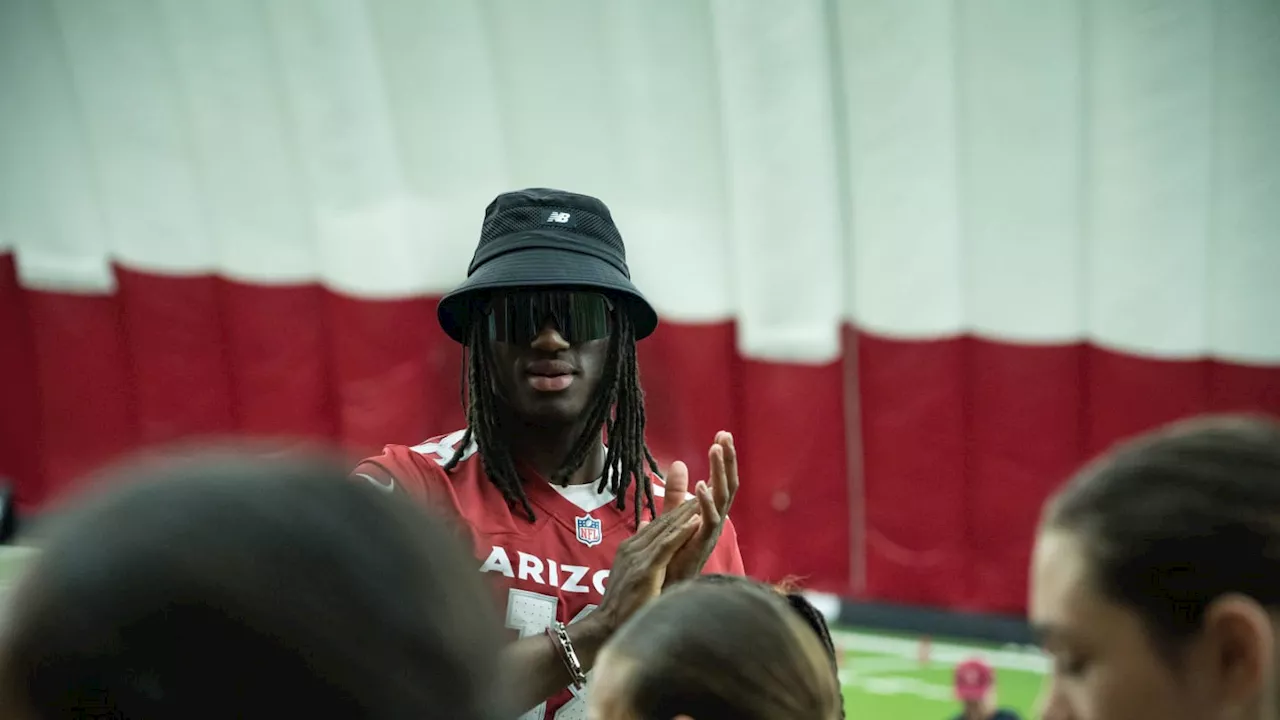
{"left": 708, "top": 434, "right": 736, "bottom": 516}
{"left": 708, "top": 444, "right": 727, "bottom": 515}
{"left": 718, "top": 431, "right": 739, "bottom": 507}
{"left": 694, "top": 480, "right": 720, "bottom": 530}
{"left": 625, "top": 495, "right": 699, "bottom": 552}
{"left": 645, "top": 510, "right": 702, "bottom": 566}
{"left": 659, "top": 460, "right": 691, "bottom": 517}
{"left": 656, "top": 493, "right": 699, "bottom": 526}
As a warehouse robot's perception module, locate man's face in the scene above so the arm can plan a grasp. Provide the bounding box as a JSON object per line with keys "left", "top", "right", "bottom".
{"left": 485, "top": 290, "right": 613, "bottom": 427}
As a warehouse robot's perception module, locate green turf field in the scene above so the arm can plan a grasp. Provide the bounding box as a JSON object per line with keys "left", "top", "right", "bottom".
{"left": 0, "top": 546, "right": 36, "bottom": 606}
{"left": 836, "top": 628, "right": 1043, "bottom": 718}
{"left": 0, "top": 547, "right": 1044, "bottom": 717}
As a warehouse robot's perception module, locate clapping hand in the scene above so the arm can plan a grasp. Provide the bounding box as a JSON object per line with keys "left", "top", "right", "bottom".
{"left": 653, "top": 431, "right": 739, "bottom": 587}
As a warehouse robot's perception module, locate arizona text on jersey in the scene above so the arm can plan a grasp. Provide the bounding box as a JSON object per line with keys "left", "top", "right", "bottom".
{"left": 353, "top": 431, "right": 745, "bottom": 719}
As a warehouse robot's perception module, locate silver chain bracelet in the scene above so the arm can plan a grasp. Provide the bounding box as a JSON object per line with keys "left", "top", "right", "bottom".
{"left": 545, "top": 621, "right": 587, "bottom": 690}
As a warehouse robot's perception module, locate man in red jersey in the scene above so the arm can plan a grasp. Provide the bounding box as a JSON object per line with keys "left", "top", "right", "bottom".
{"left": 353, "top": 188, "right": 744, "bottom": 719}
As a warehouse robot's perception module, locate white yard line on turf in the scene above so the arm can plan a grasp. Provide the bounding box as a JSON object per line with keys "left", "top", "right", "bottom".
{"left": 846, "top": 674, "right": 955, "bottom": 702}
{"left": 834, "top": 630, "right": 1050, "bottom": 674}
{"left": 0, "top": 546, "right": 37, "bottom": 561}
{"left": 842, "top": 656, "right": 924, "bottom": 677}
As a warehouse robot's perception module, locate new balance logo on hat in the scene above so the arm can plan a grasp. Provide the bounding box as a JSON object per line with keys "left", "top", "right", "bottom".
{"left": 437, "top": 188, "right": 659, "bottom": 344}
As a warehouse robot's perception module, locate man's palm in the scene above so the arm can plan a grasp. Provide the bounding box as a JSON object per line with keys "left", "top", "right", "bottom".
{"left": 657, "top": 434, "right": 738, "bottom": 585}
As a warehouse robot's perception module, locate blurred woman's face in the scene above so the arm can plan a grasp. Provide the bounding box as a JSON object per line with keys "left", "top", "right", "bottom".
{"left": 1029, "top": 530, "right": 1259, "bottom": 720}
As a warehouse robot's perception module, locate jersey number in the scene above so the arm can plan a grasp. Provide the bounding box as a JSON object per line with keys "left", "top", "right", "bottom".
{"left": 505, "top": 589, "right": 597, "bottom": 720}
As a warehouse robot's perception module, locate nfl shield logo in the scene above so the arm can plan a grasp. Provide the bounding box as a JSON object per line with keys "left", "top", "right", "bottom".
{"left": 575, "top": 514, "right": 603, "bottom": 547}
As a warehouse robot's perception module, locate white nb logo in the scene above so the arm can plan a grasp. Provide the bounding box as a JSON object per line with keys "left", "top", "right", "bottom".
{"left": 547, "top": 212, "right": 572, "bottom": 224}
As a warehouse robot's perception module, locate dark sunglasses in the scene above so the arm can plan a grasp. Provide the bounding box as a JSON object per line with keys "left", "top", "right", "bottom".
{"left": 484, "top": 290, "right": 614, "bottom": 345}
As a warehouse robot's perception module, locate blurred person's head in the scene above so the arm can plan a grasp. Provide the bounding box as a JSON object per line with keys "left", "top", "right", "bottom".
{"left": 0, "top": 451, "right": 505, "bottom": 720}
{"left": 692, "top": 573, "right": 846, "bottom": 716}
{"left": 954, "top": 657, "right": 996, "bottom": 716}
{"left": 1032, "top": 415, "right": 1280, "bottom": 720}
{"left": 588, "top": 574, "right": 841, "bottom": 720}
{"left": 435, "top": 188, "right": 661, "bottom": 525}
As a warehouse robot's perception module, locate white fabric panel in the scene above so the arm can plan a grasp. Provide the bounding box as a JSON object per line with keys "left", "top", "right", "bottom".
{"left": 479, "top": 0, "right": 624, "bottom": 192}
{"left": 53, "top": 0, "right": 214, "bottom": 276}
{"left": 363, "top": 0, "right": 510, "bottom": 290}
{"left": 6, "top": 0, "right": 1280, "bottom": 364}
{"left": 158, "top": 0, "right": 318, "bottom": 284}
{"left": 0, "top": 0, "right": 114, "bottom": 292}
{"left": 1083, "top": 0, "right": 1216, "bottom": 358}
{"left": 959, "top": 0, "right": 1085, "bottom": 344}
{"left": 711, "top": 0, "right": 845, "bottom": 362}
{"left": 1207, "top": 0, "right": 1280, "bottom": 364}
{"left": 494, "top": 0, "right": 738, "bottom": 321}
{"left": 592, "top": 0, "right": 734, "bottom": 323}
{"left": 265, "top": 0, "right": 421, "bottom": 298}
{"left": 839, "top": 1, "right": 964, "bottom": 339}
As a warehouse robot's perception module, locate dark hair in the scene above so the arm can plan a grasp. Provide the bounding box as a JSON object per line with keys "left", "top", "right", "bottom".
{"left": 0, "top": 450, "right": 505, "bottom": 720}
{"left": 785, "top": 595, "right": 845, "bottom": 713}
{"left": 445, "top": 297, "right": 660, "bottom": 526}
{"left": 1043, "top": 414, "right": 1280, "bottom": 660}
{"left": 604, "top": 575, "right": 841, "bottom": 720}
{"left": 695, "top": 574, "right": 846, "bottom": 718}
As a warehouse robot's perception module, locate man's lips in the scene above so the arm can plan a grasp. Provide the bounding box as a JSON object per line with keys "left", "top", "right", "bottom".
{"left": 525, "top": 360, "right": 575, "bottom": 392}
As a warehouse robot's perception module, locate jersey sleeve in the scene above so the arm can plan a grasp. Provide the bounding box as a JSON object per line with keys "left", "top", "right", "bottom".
{"left": 351, "top": 444, "right": 443, "bottom": 507}
{"left": 704, "top": 515, "right": 746, "bottom": 575}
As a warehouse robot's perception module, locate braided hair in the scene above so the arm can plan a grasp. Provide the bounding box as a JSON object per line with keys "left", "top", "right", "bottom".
{"left": 443, "top": 297, "right": 661, "bottom": 527}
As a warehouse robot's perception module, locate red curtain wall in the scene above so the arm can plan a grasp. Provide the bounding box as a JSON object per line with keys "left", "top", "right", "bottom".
{"left": 5, "top": 0, "right": 1280, "bottom": 615}
{"left": 5, "top": 255, "right": 1278, "bottom": 614}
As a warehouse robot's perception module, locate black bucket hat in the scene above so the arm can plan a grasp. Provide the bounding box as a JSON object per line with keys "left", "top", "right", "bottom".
{"left": 437, "top": 188, "right": 659, "bottom": 343}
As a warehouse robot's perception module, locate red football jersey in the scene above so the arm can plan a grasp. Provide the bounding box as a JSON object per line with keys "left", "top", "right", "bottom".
{"left": 353, "top": 430, "right": 746, "bottom": 720}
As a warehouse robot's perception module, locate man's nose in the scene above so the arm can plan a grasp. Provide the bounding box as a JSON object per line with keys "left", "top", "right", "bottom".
{"left": 530, "top": 321, "right": 569, "bottom": 351}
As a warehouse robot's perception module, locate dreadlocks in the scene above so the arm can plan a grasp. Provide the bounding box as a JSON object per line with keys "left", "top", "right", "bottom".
{"left": 442, "top": 301, "right": 661, "bottom": 527}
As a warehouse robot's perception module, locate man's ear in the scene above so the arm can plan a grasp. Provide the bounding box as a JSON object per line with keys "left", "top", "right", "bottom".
{"left": 1199, "top": 594, "right": 1275, "bottom": 707}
